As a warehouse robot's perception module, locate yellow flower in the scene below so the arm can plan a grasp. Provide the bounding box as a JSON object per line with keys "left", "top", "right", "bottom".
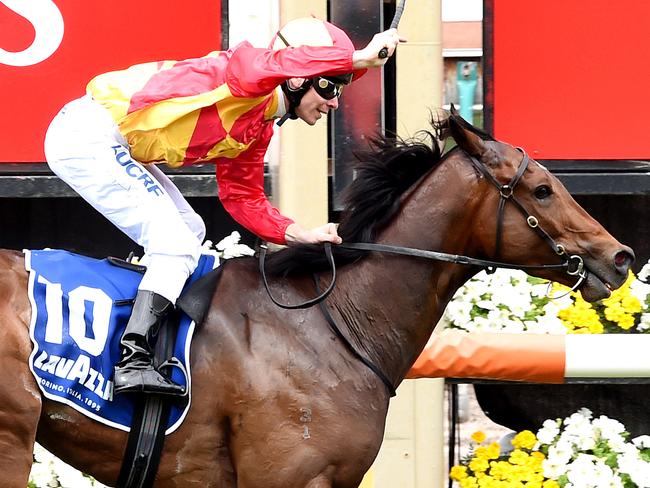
{"left": 542, "top": 480, "right": 560, "bottom": 488}
{"left": 460, "top": 476, "right": 478, "bottom": 488}
{"left": 557, "top": 295, "right": 603, "bottom": 334}
{"left": 622, "top": 294, "right": 641, "bottom": 313}
{"left": 472, "top": 431, "right": 487, "bottom": 443}
{"left": 531, "top": 451, "right": 545, "bottom": 461}
{"left": 486, "top": 442, "right": 501, "bottom": 459}
{"left": 508, "top": 449, "right": 531, "bottom": 466}
{"left": 586, "top": 321, "right": 604, "bottom": 334}
{"left": 617, "top": 314, "right": 636, "bottom": 330}
{"left": 511, "top": 430, "right": 537, "bottom": 450}
{"left": 469, "top": 456, "right": 489, "bottom": 473}
{"left": 450, "top": 465, "right": 469, "bottom": 481}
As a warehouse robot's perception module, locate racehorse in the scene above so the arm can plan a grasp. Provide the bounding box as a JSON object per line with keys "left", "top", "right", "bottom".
{"left": 0, "top": 111, "right": 633, "bottom": 487}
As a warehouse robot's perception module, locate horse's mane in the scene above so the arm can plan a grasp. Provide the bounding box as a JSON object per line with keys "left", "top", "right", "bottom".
{"left": 265, "top": 111, "right": 493, "bottom": 276}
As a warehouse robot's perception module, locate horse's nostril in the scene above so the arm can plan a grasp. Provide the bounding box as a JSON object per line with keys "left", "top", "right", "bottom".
{"left": 614, "top": 250, "right": 634, "bottom": 269}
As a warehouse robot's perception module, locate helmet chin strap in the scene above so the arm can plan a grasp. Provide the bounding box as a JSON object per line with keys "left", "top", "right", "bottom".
{"left": 276, "top": 79, "right": 313, "bottom": 126}
{"left": 276, "top": 111, "right": 294, "bottom": 127}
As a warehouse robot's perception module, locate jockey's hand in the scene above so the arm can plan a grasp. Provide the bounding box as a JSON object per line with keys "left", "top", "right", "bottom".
{"left": 285, "top": 223, "right": 342, "bottom": 246}
{"left": 352, "top": 29, "right": 407, "bottom": 68}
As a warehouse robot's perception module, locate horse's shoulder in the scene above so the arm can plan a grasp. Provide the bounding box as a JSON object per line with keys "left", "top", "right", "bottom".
{"left": 0, "top": 249, "right": 26, "bottom": 279}
{"left": 0, "top": 250, "right": 29, "bottom": 327}
{"left": 217, "top": 256, "right": 261, "bottom": 291}
{"left": 220, "top": 256, "right": 258, "bottom": 275}
{"left": 0, "top": 248, "right": 24, "bottom": 262}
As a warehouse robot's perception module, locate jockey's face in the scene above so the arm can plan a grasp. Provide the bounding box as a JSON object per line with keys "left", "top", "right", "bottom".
{"left": 293, "top": 83, "right": 340, "bottom": 126}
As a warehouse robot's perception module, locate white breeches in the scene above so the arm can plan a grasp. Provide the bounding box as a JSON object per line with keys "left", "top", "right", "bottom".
{"left": 44, "top": 95, "right": 206, "bottom": 303}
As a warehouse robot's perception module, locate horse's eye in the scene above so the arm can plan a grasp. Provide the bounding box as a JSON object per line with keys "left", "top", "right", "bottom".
{"left": 534, "top": 185, "right": 552, "bottom": 200}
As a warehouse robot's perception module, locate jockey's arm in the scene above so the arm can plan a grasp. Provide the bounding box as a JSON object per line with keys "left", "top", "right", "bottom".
{"left": 216, "top": 141, "right": 293, "bottom": 245}
{"left": 226, "top": 28, "right": 405, "bottom": 97}
{"left": 215, "top": 140, "right": 341, "bottom": 246}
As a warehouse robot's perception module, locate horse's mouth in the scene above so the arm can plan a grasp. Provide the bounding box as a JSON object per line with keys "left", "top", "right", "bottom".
{"left": 579, "top": 268, "right": 614, "bottom": 302}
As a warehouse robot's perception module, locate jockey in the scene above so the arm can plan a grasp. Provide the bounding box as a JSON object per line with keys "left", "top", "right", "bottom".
{"left": 44, "top": 17, "right": 405, "bottom": 396}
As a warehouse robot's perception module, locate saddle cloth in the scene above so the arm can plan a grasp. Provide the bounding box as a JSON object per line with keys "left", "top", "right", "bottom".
{"left": 24, "top": 249, "right": 218, "bottom": 434}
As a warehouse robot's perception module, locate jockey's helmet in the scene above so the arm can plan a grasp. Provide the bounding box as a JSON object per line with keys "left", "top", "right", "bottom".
{"left": 270, "top": 17, "right": 366, "bottom": 125}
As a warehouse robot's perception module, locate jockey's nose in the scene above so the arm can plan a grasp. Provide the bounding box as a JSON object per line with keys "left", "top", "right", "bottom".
{"left": 327, "top": 97, "right": 339, "bottom": 110}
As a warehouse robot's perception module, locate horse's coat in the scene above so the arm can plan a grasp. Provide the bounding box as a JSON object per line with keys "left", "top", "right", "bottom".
{"left": 0, "top": 113, "right": 633, "bottom": 487}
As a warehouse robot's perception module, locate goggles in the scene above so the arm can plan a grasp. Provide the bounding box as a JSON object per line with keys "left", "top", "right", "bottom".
{"left": 312, "top": 77, "right": 344, "bottom": 100}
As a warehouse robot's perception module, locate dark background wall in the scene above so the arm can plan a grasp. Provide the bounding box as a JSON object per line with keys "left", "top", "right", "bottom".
{"left": 574, "top": 194, "right": 650, "bottom": 270}
{"left": 1, "top": 193, "right": 647, "bottom": 271}
{"left": 0, "top": 197, "right": 256, "bottom": 259}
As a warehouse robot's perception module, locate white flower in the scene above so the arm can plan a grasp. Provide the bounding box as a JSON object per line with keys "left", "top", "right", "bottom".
{"left": 213, "top": 231, "right": 255, "bottom": 259}
{"left": 30, "top": 444, "right": 109, "bottom": 488}
{"left": 536, "top": 418, "right": 561, "bottom": 445}
{"left": 618, "top": 449, "right": 650, "bottom": 487}
{"left": 215, "top": 231, "right": 242, "bottom": 251}
{"left": 30, "top": 460, "right": 57, "bottom": 487}
{"left": 221, "top": 243, "right": 255, "bottom": 259}
{"left": 565, "top": 454, "right": 604, "bottom": 488}
{"left": 442, "top": 268, "right": 574, "bottom": 334}
{"left": 638, "top": 262, "right": 650, "bottom": 282}
{"left": 633, "top": 435, "right": 650, "bottom": 449}
{"left": 638, "top": 313, "right": 650, "bottom": 332}
{"left": 54, "top": 460, "right": 94, "bottom": 487}
{"left": 543, "top": 441, "right": 573, "bottom": 478}
{"left": 630, "top": 278, "right": 650, "bottom": 301}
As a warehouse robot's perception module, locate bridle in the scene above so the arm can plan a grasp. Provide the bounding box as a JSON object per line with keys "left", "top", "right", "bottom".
{"left": 468, "top": 147, "right": 585, "bottom": 278}
{"left": 258, "top": 148, "right": 588, "bottom": 395}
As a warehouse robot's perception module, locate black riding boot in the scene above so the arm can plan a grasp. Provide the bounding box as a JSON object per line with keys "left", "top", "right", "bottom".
{"left": 113, "top": 290, "right": 185, "bottom": 396}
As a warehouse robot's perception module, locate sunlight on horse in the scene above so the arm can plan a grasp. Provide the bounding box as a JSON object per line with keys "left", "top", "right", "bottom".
{"left": 0, "top": 110, "right": 633, "bottom": 487}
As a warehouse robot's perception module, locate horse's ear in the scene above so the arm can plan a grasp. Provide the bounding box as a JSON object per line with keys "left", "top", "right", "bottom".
{"left": 447, "top": 105, "right": 488, "bottom": 158}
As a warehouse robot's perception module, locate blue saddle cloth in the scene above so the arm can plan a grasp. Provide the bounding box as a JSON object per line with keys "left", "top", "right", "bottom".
{"left": 24, "top": 249, "right": 217, "bottom": 434}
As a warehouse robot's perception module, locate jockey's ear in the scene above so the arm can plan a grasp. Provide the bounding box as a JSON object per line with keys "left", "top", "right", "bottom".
{"left": 447, "top": 105, "right": 488, "bottom": 158}
{"left": 287, "top": 77, "right": 307, "bottom": 90}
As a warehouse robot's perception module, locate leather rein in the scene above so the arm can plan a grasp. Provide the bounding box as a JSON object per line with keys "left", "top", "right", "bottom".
{"left": 258, "top": 148, "right": 588, "bottom": 395}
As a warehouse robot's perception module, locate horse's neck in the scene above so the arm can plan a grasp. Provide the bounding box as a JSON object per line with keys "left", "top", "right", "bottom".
{"left": 330, "top": 158, "right": 481, "bottom": 383}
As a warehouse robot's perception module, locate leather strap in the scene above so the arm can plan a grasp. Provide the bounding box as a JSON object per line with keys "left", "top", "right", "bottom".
{"left": 259, "top": 243, "right": 337, "bottom": 309}
{"left": 116, "top": 313, "right": 177, "bottom": 488}
{"left": 314, "top": 275, "right": 397, "bottom": 397}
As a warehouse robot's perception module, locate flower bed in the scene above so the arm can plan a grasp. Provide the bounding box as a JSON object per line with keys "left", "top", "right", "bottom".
{"left": 443, "top": 266, "right": 650, "bottom": 335}
{"left": 451, "top": 408, "right": 650, "bottom": 488}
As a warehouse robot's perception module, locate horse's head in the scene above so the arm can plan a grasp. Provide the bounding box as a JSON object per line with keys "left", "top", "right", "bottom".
{"left": 446, "top": 111, "right": 634, "bottom": 302}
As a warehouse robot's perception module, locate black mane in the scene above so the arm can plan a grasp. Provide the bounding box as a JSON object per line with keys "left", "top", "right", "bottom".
{"left": 265, "top": 113, "right": 492, "bottom": 276}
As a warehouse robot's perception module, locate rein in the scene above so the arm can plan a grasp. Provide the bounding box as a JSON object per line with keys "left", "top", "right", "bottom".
{"left": 258, "top": 148, "right": 588, "bottom": 395}
{"left": 258, "top": 241, "right": 586, "bottom": 309}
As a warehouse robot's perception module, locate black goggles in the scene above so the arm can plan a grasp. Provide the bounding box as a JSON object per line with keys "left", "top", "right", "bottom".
{"left": 312, "top": 77, "right": 344, "bottom": 100}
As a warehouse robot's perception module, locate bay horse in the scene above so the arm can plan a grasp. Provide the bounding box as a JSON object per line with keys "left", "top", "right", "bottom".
{"left": 0, "top": 111, "right": 633, "bottom": 487}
